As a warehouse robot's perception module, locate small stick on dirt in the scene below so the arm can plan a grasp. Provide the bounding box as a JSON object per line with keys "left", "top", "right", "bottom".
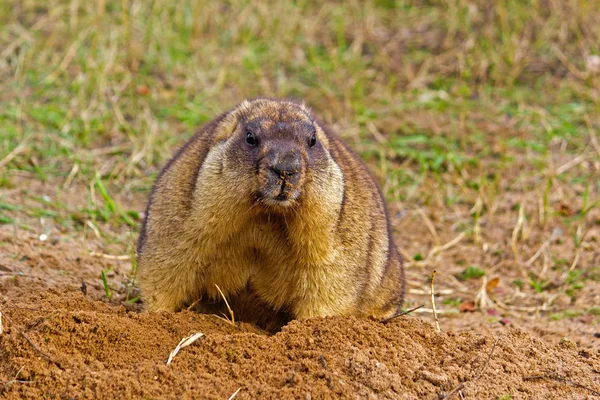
{"left": 381, "top": 305, "right": 425, "bottom": 323}
{"left": 431, "top": 270, "right": 440, "bottom": 332}
{"left": 1, "top": 312, "right": 62, "bottom": 369}
{"left": 186, "top": 297, "right": 202, "bottom": 311}
{"left": 166, "top": 332, "right": 205, "bottom": 365}
{"left": 442, "top": 335, "right": 502, "bottom": 400}
{"left": 511, "top": 204, "right": 525, "bottom": 257}
{"left": 555, "top": 150, "right": 589, "bottom": 175}
{"left": 475, "top": 276, "right": 493, "bottom": 310}
{"left": 228, "top": 387, "right": 242, "bottom": 400}
{"left": 0, "top": 136, "right": 33, "bottom": 171}
{"left": 472, "top": 195, "right": 483, "bottom": 245}
{"left": 410, "top": 307, "right": 457, "bottom": 315}
{"left": 0, "top": 312, "right": 3, "bottom": 334}
{"left": 552, "top": 44, "right": 588, "bottom": 80}
{"left": 419, "top": 233, "right": 466, "bottom": 266}
{"left": 86, "top": 221, "right": 101, "bottom": 239}
{"left": 319, "top": 354, "right": 335, "bottom": 390}
{"left": 0, "top": 379, "right": 33, "bottom": 393}
{"left": 523, "top": 373, "right": 600, "bottom": 397}
{"left": 89, "top": 252, "right": 131, "bottom": 260}
{"left": 0, "top": 273, "right": 38, "bottom": 278}
{"left": 0, "top": 366, "right": 32, "bottom": 394}
{"left": 525, "top": 229, "right": 561, "bottom": 267}
{"left": 63, "top": 162, "right": 79, "bottom": 188}
{"left": 215, "top": 284, "right": 235, "bottom": 326}
{"left": 568, "top": 250, "right": 580, "bottom": 273}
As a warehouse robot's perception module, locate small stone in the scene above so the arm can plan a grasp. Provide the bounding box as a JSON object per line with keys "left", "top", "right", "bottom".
{"left": 420, "top": 370, "right": 449, "bottom": 386}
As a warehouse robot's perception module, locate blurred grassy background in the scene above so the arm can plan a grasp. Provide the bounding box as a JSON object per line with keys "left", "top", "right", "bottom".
{"left": 1, "top": 0, "right": 598, "bottom": 184}
{"left": 0, "top": 0, "right": 599, "bottom": 316}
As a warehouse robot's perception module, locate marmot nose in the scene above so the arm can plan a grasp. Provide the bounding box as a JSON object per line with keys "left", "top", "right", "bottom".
{"left": 269, "top": 152, "right": 300, "bottom": 177}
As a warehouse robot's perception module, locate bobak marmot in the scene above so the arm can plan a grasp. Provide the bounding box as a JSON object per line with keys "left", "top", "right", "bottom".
{"left": 137, "top": 98, "right": 404, "bottom": 331}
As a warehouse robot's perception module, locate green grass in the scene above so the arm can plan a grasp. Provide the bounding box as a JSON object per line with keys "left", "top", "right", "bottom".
{"left": 0, "top": 0, "right": 598, "bottom": 313}
{"left": 456, "top": 266, "right": 486, "bottom": 281}
{"left": 551, "top": 309, "right": 586, "bottom": 321}
{"left": 100, "top": 268, "right": 113, "bottom": 300}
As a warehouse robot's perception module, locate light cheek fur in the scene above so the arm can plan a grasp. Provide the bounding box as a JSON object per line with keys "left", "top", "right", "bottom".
{"left": 137, "top": 99, "right": 405, "bottom": 330}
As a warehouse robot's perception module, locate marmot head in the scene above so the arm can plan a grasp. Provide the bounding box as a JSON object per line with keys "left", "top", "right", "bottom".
{"left": 214, "top": 99, "right": 332, "bottom": 211}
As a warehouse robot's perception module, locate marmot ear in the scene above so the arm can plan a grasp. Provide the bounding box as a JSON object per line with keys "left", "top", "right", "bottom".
{"left": 298, "top": 101, "right": 312, "bottom": 116}
{"left": 212, "top": 100, "right": 251, "bottom": 143}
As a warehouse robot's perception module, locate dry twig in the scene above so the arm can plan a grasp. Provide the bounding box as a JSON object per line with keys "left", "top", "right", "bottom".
{"left": 431, "top": 270, "right": 440, "bottom": 332}
{"left": 413, "top": 232, "right": 466, "bottom": 267}
{"left": 511, "top": 204, "right": 525, "bottom": 257}
{"left": 0, "top": 366, "right": 32, "bottom": 394}
{"left": 89, "top": 252, "right": 131, "bottom": 260}
{"left": 0, "top": 273, "right": 37, "bottom": 278}
{"left": 525, "top": 229, "right": 561, "bottom": 267}
{"left": 556, "top": 146, "right": 590, "bottom": 175}
{"left": 186, "top": 298, "right": 202, "bottom": 311}
{"left": 381, "top": 305, "right": 425, "bottom": 323}
{"left": 475, "top": 276, "right": 493, "bottom": 310}
{"left": 0, "top": 136, "right": 33, "bottom": 171}
{"left": 63, "top": 162, "right": 80, "bottom": 188}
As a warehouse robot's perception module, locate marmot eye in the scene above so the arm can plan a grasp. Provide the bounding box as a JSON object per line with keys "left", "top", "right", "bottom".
{"left": 246, "top": 132, "right": 256, "bottom": 146}
{"left": 309, "top": 133, "right": 317, "bottom": 147}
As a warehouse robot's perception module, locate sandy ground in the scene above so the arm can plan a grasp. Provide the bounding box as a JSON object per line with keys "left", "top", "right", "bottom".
{"left": 1, "top": 186, "right": 599, "bottom": 398}
{"left": 1, "top": 281, "right": 599, "bottom": 399}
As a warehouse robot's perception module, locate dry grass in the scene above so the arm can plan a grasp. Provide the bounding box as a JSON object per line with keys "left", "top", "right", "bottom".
{"left": 165, "top": 332, "right": 205, "bottom": 365}
{"left": 0, "top": 0, "right": 599, "bottom": 338}
{"left": 215, "top": 284, "right": 235, "bottom": 327}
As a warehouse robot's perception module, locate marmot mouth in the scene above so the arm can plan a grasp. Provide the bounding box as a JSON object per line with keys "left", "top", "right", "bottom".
{"left": 274, "top": 192, "right": 288, "bottom": 201}
{"left": 256, "top": 169, "right": 302, "bottom": 209}
{"left": 261, "top": 197, "right": 295, "bottom": 208}
{"left": 257, "top": 184, "right": 299, "bottom": 209}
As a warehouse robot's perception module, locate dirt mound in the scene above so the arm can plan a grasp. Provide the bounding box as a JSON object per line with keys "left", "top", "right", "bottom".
{"left": 1, "top": 287, "right": 599, "bottom": 399}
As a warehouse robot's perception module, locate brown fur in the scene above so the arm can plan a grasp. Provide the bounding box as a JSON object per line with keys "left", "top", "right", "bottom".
{"left": 137, "top": 99, "right": 405, "bottom": 331}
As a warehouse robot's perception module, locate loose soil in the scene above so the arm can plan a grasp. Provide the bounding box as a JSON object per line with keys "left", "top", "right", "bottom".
{"left": 2, "top": 283, "right": 600, "bottom": 399}
{"left": 1, "top": 181, "right": 599, "bottom": 399}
